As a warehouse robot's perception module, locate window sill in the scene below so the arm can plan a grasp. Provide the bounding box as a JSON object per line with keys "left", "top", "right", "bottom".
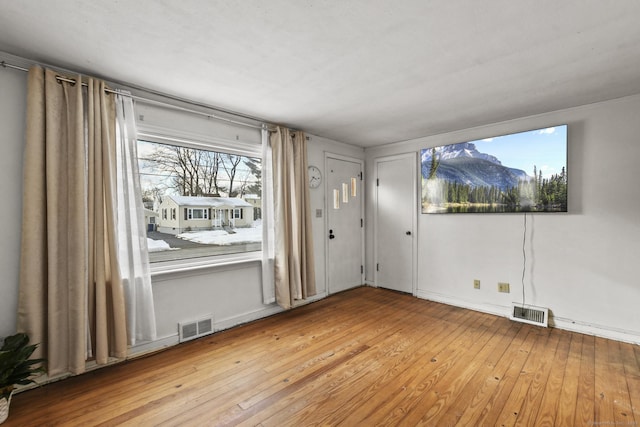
{"left": 150, "top": 251, "right": 262, "bottom": 280}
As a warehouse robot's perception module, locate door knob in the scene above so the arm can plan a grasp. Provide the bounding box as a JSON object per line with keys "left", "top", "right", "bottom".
{"left": 329, "top": 229, "right": 335, "bottom": 239}
{"left": 406, "top": 231, "right": 412, "bottom": 235}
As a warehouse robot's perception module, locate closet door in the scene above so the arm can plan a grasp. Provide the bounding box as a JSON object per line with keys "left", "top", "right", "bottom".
{"left": 375, "top": 153, "right": 416, "bottom": 294}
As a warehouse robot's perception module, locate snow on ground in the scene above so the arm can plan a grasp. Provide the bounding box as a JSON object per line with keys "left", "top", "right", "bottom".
{"left": 147, "top": 238, "right": 175, "bottom": 252}
{"left": 177, "top": 223, "right": 262, "bottom": 245}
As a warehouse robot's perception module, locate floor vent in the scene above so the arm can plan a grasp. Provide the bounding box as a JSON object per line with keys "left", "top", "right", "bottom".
{"left": 179, "top": 316, "right": 214, "bottom": 342}
{"left": 511, "top": 304, "right": 548, "bottom": 327}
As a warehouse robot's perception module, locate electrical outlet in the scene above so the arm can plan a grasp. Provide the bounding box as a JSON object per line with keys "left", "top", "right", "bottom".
{"left": 498, "top": 282, "right": 510, "bottom": 293}
{"left": 473, "top": 279, "right": 481, "bottom": 289}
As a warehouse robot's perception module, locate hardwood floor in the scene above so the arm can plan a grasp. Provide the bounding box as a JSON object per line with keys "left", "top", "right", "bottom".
{"left": 6, "top": 287, "right": 639, "bottom": 426}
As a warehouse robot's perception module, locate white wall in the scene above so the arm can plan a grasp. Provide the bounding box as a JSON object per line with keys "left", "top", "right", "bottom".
{"left": 0, "top": 52, "right": 365, "bottom": 352}
{"left": 365, "top": 94, "right": 640, "bottom": 344}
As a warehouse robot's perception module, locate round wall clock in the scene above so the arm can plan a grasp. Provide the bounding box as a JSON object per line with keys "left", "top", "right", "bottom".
{"left": 308, "top": 165, "right": 322, "bottom": 188}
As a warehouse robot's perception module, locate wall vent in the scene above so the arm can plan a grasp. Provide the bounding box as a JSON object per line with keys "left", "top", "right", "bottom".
{"left": 511, "top": 304, "right": 548, "bottom": 327}
{"left": 179, "top": 316, "right": 214, "bottom": 342}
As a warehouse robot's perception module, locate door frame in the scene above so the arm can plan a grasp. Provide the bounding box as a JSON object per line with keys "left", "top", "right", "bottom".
{"left": 374, "top": 152, "right": 418, "bottom": 296}
{"left": 324, "top": 152, "right": 365, "bottom": 294}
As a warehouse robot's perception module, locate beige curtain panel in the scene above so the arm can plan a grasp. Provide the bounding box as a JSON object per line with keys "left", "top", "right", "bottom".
{"left": 270, "top": 127, "right": 316, "bottom": 309}
{"left": 18, "top": 66, "right": 127, "bottom": 376}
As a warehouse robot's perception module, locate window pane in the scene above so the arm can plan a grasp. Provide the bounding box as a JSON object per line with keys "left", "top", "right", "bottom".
{"left": 138, "top": 140, "right": 262, "bottom": 263}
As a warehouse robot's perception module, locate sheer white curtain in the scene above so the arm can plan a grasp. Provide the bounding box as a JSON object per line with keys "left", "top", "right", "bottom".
{"left": 114, "top": 92, "right": 157, "bottom": 345}
{"left": 261, "top": 126, "right": 276, "bottom": 304}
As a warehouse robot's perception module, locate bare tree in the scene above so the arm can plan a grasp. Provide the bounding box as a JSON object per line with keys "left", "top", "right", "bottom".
{"left": 141, "top": 186, "right": 164, "bottom": 210}
{"left": 199, "top": 151, "right": 226, "bottom": 196}
{"left": 139, "top": 142, "right": 260, "bottom": 200}
{"left": 244, "top": 158, "right": 262, "bottom": 196}
{"left": 221, "top": 154, "right": 243, "bottom": 197}
{"left": 143, "top": 144, "right": 226, "bottom": 196}
{"left": 143, "top": 144, "right": 199, "bottom": 196}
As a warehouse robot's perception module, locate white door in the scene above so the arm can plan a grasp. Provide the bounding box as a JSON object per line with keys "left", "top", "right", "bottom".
{"left": 326, "top": 155, "right": 364, "bottom": 294}
{"left": 375, "top": 154, "right": 416, "bottom": 294}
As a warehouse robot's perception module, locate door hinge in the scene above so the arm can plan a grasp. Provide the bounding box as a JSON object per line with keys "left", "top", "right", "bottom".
{"left": 360, "top": 218, "right": 363, "bottom": 227}
{"left": 361, "top": 265, "right": 364, "bottom": 274}
{"left": 376, "top": 178, "right": 379, "bottom": 186}
{"left": 376, "top": 263, "right": 379, "bottom": 271}
{"left": 359, "top": 171, "right": 363, "bottom": 180}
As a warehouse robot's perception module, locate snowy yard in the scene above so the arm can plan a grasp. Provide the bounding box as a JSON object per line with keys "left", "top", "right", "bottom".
{"left": 147, "top": 221, "right": 262, "bottom": 252}
{"left": 147, "top": 238, "right": 174, "bottom": 252}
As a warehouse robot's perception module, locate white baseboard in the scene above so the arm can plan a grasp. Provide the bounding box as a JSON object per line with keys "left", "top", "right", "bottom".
{"left": 128, "top": 304, "right": 285, "bottom": 359}
{"left": 130, "top": 293, "right": 335, "bottom": 358}
{"left": 415, "top": 289, "right": 640, "bottom": 345}
{"left": 128, "top": 291, "right": 337, "bottom": 360}
{"left": 214, "top": 304, "right": 284, "bottom": 332}
{"left": 415, "top": 289, "right": 510, "bottom": 319}
{"left": 129, "top": 334, "right": 179, "bottom": 357}
{"left": 551, "top": 317, "right": 640, "bottom": 345}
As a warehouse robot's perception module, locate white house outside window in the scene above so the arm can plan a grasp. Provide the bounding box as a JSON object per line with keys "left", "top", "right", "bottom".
{"left": 137, "top": 137, "right": 262, "bottom": 264}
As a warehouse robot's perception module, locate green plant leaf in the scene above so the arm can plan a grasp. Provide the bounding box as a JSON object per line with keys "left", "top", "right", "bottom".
{"left": 0, "top": 333, "right": 46, "bottom": 392}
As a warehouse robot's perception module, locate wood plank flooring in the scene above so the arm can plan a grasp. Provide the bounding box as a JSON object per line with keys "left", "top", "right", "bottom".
{"left": 5, "top": 287, "right": 639, "bottom": 426}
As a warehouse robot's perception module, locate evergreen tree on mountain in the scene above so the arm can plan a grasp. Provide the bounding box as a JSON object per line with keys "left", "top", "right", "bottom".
{"left": 427, "top": 147, "right": 440, "bottom": 180}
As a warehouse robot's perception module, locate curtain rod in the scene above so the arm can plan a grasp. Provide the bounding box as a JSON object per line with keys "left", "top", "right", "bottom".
{"left": 1, "top": 60, "right": 274, "bottom": 131}
{"left": 2, "top": 60, "right": 124, "bottom": 95}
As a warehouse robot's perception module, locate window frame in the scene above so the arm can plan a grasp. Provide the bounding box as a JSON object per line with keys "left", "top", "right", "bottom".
{"left": 187, "top": 208, "right": 209, "bottom": 220}
{"left": 136, "top": 123, "right": 264, "bottom": 275}
{"left": 232, "top": 208, "right": 243, "bottom": 219}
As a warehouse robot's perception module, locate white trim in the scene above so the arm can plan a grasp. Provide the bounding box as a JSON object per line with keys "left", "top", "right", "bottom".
{"left": 187, "top": 207, "right": 208, "bottom": 219}
{"left": 136, "top": 123, "right": 262, "bottom": 157}
{"left": 213, "top": 305, "right": 283, "bottom": 332}
{"left": 130, "top": 305, "right": 284, "bottom": 357}
{"left": 129, "top": 334, "right": 179, "bottom": 357}
{"left": 150, "top": 252, "right": 262, "bottom": 280}
{"left": 415, "top": 289, "right": 510, "bottom": 318}
{"left": 416, "top": 289, "right": 640, "bottom": 345}
{"left": 551, "top": 317, "right": 640, "bottom": 346}
{"left": 293, "top": 291, "right": 328, "bottom": 308}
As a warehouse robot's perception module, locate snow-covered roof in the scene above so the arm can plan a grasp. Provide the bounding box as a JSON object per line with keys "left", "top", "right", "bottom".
{"left": 168, "top": 195, "right": 252, "bottom": 208}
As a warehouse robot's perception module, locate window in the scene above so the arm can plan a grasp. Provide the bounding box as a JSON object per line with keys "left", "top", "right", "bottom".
{"left": 187, "top": 208, "right": 208, "bottom": 220}
{"left": 138, "top": 139, "right": 262, "bottom": 264}
{"left": 232, "top": 208, "right": 243, "bottom": 219}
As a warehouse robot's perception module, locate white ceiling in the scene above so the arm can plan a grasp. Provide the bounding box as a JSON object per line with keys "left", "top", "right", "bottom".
{"left": 1, "top": 1, "right": 640, "bottom": 147}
